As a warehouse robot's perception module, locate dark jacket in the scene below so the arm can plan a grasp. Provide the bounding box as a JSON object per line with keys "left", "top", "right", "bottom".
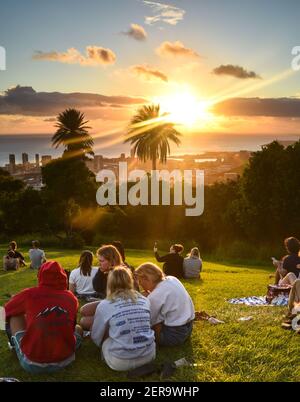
{"left": 155, "top": 252, "right": 184, "bottom": 278}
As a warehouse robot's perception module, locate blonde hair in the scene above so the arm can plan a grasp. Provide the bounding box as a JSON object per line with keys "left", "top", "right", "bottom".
{"left": 188, "top": 247, "right": 200, "bottom": 259}
{"left": 106, "top": 266, "right": 138, "bottom": 302}
{"left": 97, "top": 245, "right": 123, "bottom": 269}
{"left": 135, "top": 262, "right": 165, "bottom": 284}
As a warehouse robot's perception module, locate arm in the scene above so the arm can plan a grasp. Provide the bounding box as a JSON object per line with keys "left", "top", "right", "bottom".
{"left": 69, "top": 283, "right": 76, "bottom": 294}
{"left": 91, "top": 302, "right": 109, "bottom": 347}
{"left": 4, "top": 289, "right": 29, "bottom": 319}
{"left": 154, "top": 252, "right": 169, "bottom": 263}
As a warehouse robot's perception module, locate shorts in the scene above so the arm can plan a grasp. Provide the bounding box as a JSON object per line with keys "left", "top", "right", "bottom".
{"left": 12, "top": 331, "right": 82, "bottom": 374}
{"left": 159, "top": 321, "right": 193, "bottom": 347}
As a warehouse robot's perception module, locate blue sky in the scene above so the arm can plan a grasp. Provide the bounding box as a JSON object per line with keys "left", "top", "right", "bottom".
{"left": 1, "top": 0, "right": 300, "bottom": 138}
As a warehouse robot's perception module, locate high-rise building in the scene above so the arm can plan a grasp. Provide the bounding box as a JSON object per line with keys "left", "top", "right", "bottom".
{"left": 35, "top": 154, "right": 40, "bottom": 167}
{"left": 94, "top": 155, "right": 104, "bottom": 171}
{"left": 22, "top": 153, "right": 29, "bottom": 165}
{"left": 41, "top": 155, "right": 52, "bottom": 166}
{"left": 9, "top": 154, "right": 16, "bottom": 166}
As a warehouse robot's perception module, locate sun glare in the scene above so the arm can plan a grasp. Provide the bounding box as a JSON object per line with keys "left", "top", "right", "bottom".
{"left": 157, "top": 91, "right": 214, "bottom": 128}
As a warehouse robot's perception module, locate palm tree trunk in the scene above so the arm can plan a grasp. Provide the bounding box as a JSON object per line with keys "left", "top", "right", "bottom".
{"left": 152, "top": 158, "right": 157, "bottom": 171}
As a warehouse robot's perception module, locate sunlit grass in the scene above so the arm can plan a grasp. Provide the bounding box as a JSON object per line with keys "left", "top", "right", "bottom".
{"left": 0, "top": 246, "right": 299, "bottom": 382}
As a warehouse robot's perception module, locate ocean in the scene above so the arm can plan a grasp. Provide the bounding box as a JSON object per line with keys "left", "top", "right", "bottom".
{"left": 0, "top": 133, "right": 299, "bottom": 167}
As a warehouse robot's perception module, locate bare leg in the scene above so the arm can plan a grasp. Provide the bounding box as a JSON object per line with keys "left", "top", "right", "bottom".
{"left": 288, "top": 279, "right": 300, "bottom": 314}
{"left": 80, "top": 301, "right": 101, "bottom": 331}
{"left": 75, "top": 324, "right": 83, "bottom": 337}
{"left": 279, "top": 272, "right": 297, "bottom": 286}
{"left": 9, "top": 315, "right": 26, "bottom": 336}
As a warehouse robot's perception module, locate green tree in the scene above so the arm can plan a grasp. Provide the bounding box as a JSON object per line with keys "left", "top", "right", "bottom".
{"left": 125, "top": 104, "right": 181, "bottom": 170}
{"left": 52, "top": 108, "right": 94, "bottom": 159}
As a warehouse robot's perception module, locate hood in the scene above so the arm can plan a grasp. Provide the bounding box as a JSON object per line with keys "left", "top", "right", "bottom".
{"left": 38, "top": 261, "right": 67, "bottom": 290}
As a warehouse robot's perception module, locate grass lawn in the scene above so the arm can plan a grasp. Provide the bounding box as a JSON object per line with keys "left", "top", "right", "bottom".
{"left": 0, "top": 245, "right": 299, "bottom": 382}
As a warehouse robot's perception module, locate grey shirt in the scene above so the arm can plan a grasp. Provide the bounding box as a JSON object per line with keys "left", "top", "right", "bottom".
{"left": 183, "top": 256, "right": 202, "bottom": 278}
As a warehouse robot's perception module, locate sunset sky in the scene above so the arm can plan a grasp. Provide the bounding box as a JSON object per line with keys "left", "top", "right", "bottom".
{"left": 1, "top": 0, "right": 300, "bottom": 154}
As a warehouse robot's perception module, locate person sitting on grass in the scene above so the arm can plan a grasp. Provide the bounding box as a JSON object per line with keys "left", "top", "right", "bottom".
{"left": 135, "top": 263, "right": 195, "bottom": 347}
{"left": 183, "top": 247, "right": 202, "bottom": 279}
{"left": 286, "top": 279, "right": 300, "bottom": 318}
{"left": 154, "top": 242, "right": 184, "bottom": 278}
{"left": 112, "top": 240, "right": 139, "bottom": 290}
{"left": 69, "top": 250, "right": 98, "bottom": 298}
{"left": 4, "top": 261, "right": 82, "bottom": 374}
{"left": 80, "top": 245, "right": 123, "bottom": 330}
{"left": 29, "top": 240, "right": 46, "bottom": 270}
{"left": 274, "top": 237, "right": 300, "bottom": 286}
{"left": 3, "top": 251, "right": 19, "bottom": 271}
{"left": 8, "top": 241, "right": 26, "bottom": 267}
{"left": 91, "top": 266, "right": 155, "bottom": 371}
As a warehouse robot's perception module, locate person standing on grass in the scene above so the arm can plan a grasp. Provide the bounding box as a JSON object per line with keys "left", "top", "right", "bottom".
{"left": 274, "top": 237, "right": 300, "bottom": 286}
{"left": 69, "top": 250, "right": 98, "bottom": 298}
{"left": 154, "top": 242, "right": 184, "bottom": 278}
{"left": 8, "top": 241, "right": 26, "bottom": 267}
{"left": 29, "top": 240, "right": 46, "bottom": 270}
{"left": 80, "top": 245, "right": 123, "bottom": 330}
{"left": 183, "top": 247, "right": 202, "bottom": 279}
{"left": 135, "top": 263, "right": 195, "bottom": 347}
{"left": 4, "top": 261, "right": 82, "bottom": 374}
{"left": 91, "top": 266, "right": 155, "bottom": 371}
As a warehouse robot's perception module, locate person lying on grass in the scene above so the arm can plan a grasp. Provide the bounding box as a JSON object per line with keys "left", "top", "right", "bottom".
{"left": 91, "top": 266, "right": 155, "bottom": 371}
{"left": 274, "top": 237, "right": 300, "bottom": 286}
{"left": 4, "top": 261, "right": 82, "bottom": 374}
{"left": 80, "top": 245, "right": 124, "bottom": 330}
{"left": 135, "top": 263, "right": 195, "bottom": 347}
{"left": 69, "top": 250, "right": 98, "bottom": 298}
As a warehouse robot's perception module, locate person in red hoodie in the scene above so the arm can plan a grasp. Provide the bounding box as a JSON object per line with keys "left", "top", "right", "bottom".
{"left": 5, "top": 261, "right": 82, "bottom": 374}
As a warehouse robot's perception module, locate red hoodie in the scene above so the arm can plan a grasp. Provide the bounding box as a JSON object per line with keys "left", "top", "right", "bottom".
{"left": 5, "top": 261, "right": 79, "bottom": 364}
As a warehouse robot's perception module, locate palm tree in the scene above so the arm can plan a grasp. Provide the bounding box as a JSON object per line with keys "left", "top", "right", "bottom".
{"left": 52, "top": 108, "right": 94, "bottom": 159}
{"left": 125, "top": 104, "right": 181, "bottom": 170}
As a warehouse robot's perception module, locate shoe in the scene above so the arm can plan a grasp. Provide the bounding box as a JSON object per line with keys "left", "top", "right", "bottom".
{"left": 127, "top": 362, "right": 158, "bottom": 379}
{"left": 160, "top": 361, "right": 176, "bottom": 380}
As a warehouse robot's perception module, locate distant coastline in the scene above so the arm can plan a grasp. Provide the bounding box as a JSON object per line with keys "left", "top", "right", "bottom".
{"left": 1, "top": 133, "right": 299, "bottom": 167}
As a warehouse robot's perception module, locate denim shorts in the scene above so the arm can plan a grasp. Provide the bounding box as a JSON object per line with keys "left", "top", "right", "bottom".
{"left": 159, "top": 321, "right": 193, "bottom": 347}
{"left": 12, "top": 331, "right": 82, "bottom": 374}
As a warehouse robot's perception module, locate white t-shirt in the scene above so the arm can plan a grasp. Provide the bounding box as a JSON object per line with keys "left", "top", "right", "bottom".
{"left": 91, "top": 295, "right": 155, "bottom": 360}
{"left": 29, "top": 248, "right": 45, "bottom": 269}
{"left": 69, "top": 267, "right": 98, "bottom": 295}
{"left": 148, "top": 276, "right": 195, "bottom": 327}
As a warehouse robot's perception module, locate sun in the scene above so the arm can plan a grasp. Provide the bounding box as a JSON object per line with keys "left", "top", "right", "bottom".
{"left": 156, "top": 91, "right": 214, "bottom": 127}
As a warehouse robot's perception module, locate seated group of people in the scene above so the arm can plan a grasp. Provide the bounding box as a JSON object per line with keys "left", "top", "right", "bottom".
{"left": 4, "top": 241, "right": 196, "bottom": 374}
{"left": 3, "top": 240, "right": 46, "bottom": 271}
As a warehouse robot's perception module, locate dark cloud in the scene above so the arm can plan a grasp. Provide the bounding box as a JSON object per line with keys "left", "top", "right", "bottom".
{"left": 0, "top": 85, "right": 147, "bottom": 116}
{"left": 122, "top": 24, "right": 147, "bottom": 41}
{"left": 131, "top": 65, "right": 168, "bottom": 82}
{"left": 213, "top": 97, "right": 300, "bottom": 117}
{"left": 213, "top": 64, "right": 261, "bottom": 79}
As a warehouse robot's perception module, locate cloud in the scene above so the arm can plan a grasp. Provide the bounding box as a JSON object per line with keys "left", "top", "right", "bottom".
{"left": 33, "top": 45, "right": 116, "bottom": 66}
{"left": 213, "top": 64, "right": 261, "bottom": 79}
{"left": 156, "top": 41, "right": 200, "bottom": 58}
{"left": 0, "top": 85, "right": 147, "bottom": 117}
{"left": 131, "top": 64, "right": 168, "bottom": 82}
{"left": 213, "top": 97, "right": 300, "bottom": 117}
{"left": 143, "top": 1, "right": 185, "bottom": 25}
{"left": 122, "top": 24, "right": 147, "bottom": 41}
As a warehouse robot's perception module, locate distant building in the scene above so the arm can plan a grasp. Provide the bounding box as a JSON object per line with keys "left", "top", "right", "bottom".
{"left": 94, "top": 155, "right": 104, "bottom": 171}
{"left": 41, "top": 155, "right": 52, "bottom": 166}
{"left": 9, "top": 154, "right": 16, "bottom": 166}
{"left": 120, "top": 153, "right": 126, "bottom": 161}
{"left": 35, "top": 153, "right": 40, "bottom": 167}
{"left": 224, "top": 172, "right": 239, "bottom": 181}
{"left": 22, "top": 153, "right": 29, "bottom": 165}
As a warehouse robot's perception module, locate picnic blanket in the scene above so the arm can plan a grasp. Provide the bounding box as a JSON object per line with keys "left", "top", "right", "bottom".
{"left": 228, "top": 295, "right": 288, "bottom": 306}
